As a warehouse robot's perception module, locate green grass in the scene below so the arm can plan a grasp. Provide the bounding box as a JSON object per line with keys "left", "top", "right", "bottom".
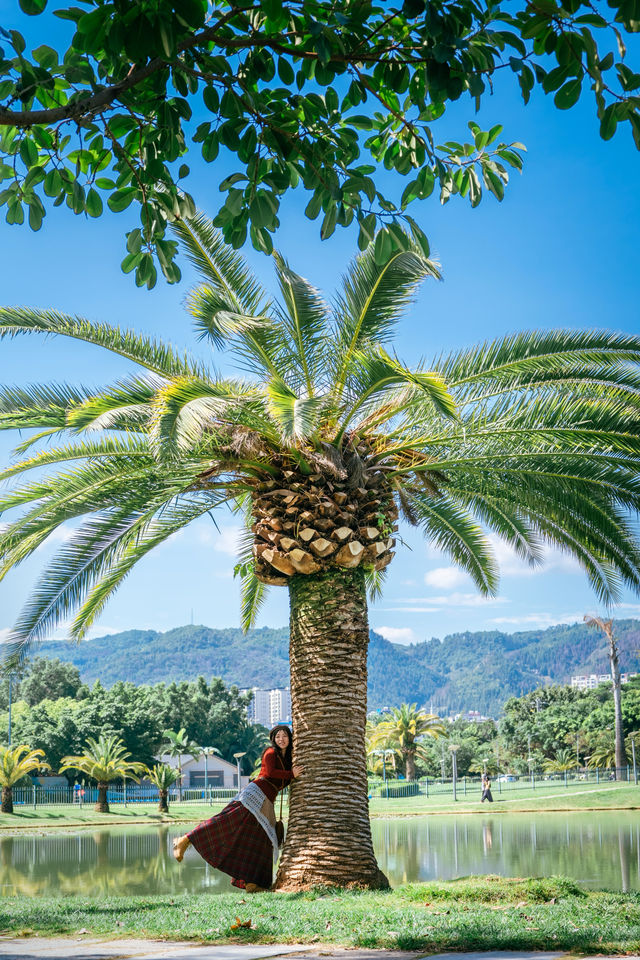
{"left": 1, "top": 782, "right": 637, "bottom": 831}
{"left": 368, "top": 781, "right": 640, "bottom": 815}
{"left": 1, "top": 876, "right": 639, "bottom": 953}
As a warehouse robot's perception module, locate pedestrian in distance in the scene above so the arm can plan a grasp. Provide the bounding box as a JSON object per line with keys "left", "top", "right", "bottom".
{"left": 172, "top": 725, "right": 303, "bottom": 892}
{"left": 481, "top": 773, "right": 493, "bottom": 803}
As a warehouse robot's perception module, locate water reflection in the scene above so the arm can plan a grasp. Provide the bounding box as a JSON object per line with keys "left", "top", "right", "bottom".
{"left": 370, "top": 812, "right": 640, "bottom": 892}
{"left": 1, "top": 812, "right": 638, "bottom": 897}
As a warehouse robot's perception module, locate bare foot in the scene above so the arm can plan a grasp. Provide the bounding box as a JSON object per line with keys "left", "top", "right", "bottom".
{"left": 245, "top": 882, "right": 268, "bottom": 893}
{"left": 172, "top": 836, "right": 190, "bottom": 862}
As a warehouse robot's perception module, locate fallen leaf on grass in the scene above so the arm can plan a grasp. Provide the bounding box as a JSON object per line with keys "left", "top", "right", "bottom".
{"left": 77, "top": 929, "right": 88, "bottom": 935}
{"left": 230, "top": 917, "right": 252, "bottom": 930}
{"left": 325, "top": 921, "right": 331, "bottom": 930}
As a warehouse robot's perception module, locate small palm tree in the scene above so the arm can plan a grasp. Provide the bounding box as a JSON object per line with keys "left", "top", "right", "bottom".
{"left": 146, "top": 763, "right": 182, "bottom": 812}
{"left": 542, "top": 748, "right": 579, "bottom": 773}
{"left": 160, "top": 728, "right": 202, "bottom": 801}
{"left": 370, "top": 703, "right": 445, "bottom": 780}
{"left": 59, "top": 736, "right": 146, "bottom": 812}
{"left": 0, "top": 745, "right": 50, "bottom": 813}
{"left": 2, "top": 215, "right": 640, "bottom": 887}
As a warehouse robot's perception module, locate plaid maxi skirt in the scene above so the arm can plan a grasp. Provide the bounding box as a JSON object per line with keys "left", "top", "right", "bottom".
{"left": 187, "top": 799, "right": 273, "bottom": 889}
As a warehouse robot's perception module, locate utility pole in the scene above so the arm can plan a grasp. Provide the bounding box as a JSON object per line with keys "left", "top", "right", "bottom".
{"left": 7, "top": 673, "right": 13, "bottom": 746}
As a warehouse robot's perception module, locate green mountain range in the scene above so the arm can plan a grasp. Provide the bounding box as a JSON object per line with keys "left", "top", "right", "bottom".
{"left": 37, "top": 618, "right": 640, "bottom": 716}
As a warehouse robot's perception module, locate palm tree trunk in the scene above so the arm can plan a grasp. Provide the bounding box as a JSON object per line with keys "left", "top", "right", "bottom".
{"left": 609, "top": 633, "right": 626, "bottom": 779}
{"left": 94, "top": 782, "right": 109, "bottom": 813}
{"left": 158, "top": 790, "right": 169, "bottom": 813}
{"left": 275, "top": 568, "right": 389, "bottom": 891}
{"left": 1, "top": 786, "right": 13, "bottom": 814}
{"left": 405, "top": 751, "right": 416, "bottom": 781}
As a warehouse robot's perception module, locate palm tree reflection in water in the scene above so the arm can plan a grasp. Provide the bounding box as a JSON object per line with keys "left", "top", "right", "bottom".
{"left": 2, "top": 815, "right": 639, "bottom": 895}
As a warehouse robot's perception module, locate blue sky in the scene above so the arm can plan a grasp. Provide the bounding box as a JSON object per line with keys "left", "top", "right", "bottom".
{"left": 1, "top": 5, "right": 640, "bottom": 647}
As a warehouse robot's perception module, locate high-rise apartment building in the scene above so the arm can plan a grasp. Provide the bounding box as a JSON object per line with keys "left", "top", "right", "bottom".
{"left": 269, "top": 687, "right": 291, "bottom": 726}
{"left": 244, "top": 686, "right": 291, "bottom": 727}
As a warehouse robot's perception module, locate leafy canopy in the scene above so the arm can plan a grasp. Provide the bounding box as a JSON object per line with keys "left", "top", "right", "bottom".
{"left": 1, "top": 0, "right": 639, "bottom": 285}
{"left": 1, "top": 216, "right": 640, "bottom": 665}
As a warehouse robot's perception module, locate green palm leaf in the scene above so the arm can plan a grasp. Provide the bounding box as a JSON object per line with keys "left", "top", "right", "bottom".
{"left": 1, "top": 214, "right": 640, "bottom": 666}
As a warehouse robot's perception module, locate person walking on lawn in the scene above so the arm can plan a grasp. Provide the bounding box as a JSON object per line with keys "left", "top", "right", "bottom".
{"left": 172, "top": 725, "right": 303, "bottom": 892}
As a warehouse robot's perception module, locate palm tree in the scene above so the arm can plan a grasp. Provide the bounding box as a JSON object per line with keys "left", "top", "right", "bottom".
{"left": 146, "top": 763, "right": 182, "bottom": 812}
{"left": 160, "top": 728, "right": 202, "bottom": 802}
{"left": 1, "top": 216, "right": 640, "bottom": 887}
{"left": 370, "top": 703, "right": 446, "bottom": 780}
{"left": 584, "top": 615, "right": 627, "bottom": 778}
{"left": 0, "top": 745, "right": 50, "bottom": 813}
{"left": 59, "top": 736, "right": 146, "bottom": 812}
{"left": 542, "top": 748, "right": 579, "bottom": 773}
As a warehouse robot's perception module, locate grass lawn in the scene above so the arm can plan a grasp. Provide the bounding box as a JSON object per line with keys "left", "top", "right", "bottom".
{"left": 1, "top": 782, "right": 637, "bottom": 831}
{"left": 1, "top": 876, "right": 639, "bottom": 953}
{"left": 369, "top": 781, "right": 640, "bottom": 815}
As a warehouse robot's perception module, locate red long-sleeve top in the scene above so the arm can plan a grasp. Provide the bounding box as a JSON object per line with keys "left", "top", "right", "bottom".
{"left": 254, "top": 747, "right": 293, "bottom": 802}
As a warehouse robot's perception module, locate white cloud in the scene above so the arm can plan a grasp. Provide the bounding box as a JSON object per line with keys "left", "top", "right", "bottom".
{"left": 489, "top": 611, "right": 586, "bottom": 628}
{"left": 423, "top": 536, "right": 580, "bottom": 580}
{"left": 375, "top": 626, "right": 418, "bottom": 644}
{"left": 424, "top": 566, "right": 469, "bottom": 590}
{"left": 487, "top": 535, "right": 580, "bottom": 578}
{"left": 35, "top": 523, "right": 75, "bottom": 552}
{"left": 613, "top": 602, "right": 640, "bottom": 616}
{"left": 380, "top": 607, "right": 439, "bottom": 613}
{"left": 198, "top": 524, "right": 242, "bottom": 557}
{"left": 391, "top": 593, "right": 507, "bottom": 608}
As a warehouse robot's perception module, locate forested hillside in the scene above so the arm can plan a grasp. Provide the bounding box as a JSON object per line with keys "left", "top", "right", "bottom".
{"left": 38, "top": 619, "right": 640, "bottom": 716}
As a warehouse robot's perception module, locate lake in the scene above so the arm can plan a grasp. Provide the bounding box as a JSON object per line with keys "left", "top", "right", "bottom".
{"left": 1, "top": 811, "right": 638, "bottom": 897}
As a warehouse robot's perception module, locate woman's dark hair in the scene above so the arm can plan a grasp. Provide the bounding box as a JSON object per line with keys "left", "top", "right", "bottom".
{"left": 263, "top": 724, "right": 292, "bottom": 769}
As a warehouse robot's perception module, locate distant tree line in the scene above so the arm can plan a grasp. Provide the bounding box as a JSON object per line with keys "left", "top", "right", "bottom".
{"left": 0, "top": 657, "right": 267, "bottom": 775}
{"left": 367, "top": 677, "right": 640, "bottom": 779}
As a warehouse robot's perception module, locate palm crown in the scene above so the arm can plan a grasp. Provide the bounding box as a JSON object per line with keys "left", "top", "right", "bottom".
{"left": 59, "top": 735, "right": 146, "bottom": 783}
{"left": 1, "top": 214, "right": 640, "bottom": 665}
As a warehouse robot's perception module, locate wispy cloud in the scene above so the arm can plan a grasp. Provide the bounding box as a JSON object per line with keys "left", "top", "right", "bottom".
{"left": 388, "top": 593, "right": 507, "bottom": 609}
{"left": 198, "top": 524, "right": 242, "bottom": 557}
{"left": 489, "top": 611, "right": 585, "bottom": 628}
{"left": 424, "top": 566, "right": 469, "bottom": 590}
{"left": 375, "top": 626, "right": 418, "bottom": 644}
{"left": 423, "top": 536, "right": 580, "bottom": 580}
{"left": 35, "top": 523, "right": 75, "bottom": 552}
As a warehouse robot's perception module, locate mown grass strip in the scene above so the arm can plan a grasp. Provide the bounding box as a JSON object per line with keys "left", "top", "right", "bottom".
{"left": 1, "top": 877, "right": 639, "bottom": 953}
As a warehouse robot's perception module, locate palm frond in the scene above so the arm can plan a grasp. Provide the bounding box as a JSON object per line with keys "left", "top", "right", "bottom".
{"left": 332, "top": 232, "right": 441, "bottom": 393}
{"left": 0, "top": 382, "right": 92, "bottom": 431}
{"left": 438, "top": 329, "right": 640, "bottom": 391}
{"left": 150, "top": 377, "right": 262, "bottom": 457}
{"left": 70, "top": 495, "right": 229, "bottom": 640}
{"left": 266, "top": 377, "right": 324, "bottom": 442}
{"left": 0, "top": 307, "right": 208, "bottom": 379}
{"left": 66, "top": 376, "right": 161, "bottom": 432}
{"left": 172, "top": 213, "right": 267, "bottom": 323}
{"left": 273, "top": 253, "right": 330, "bottom": 395}
{"left": 336, "top": 347, "right": 457, "bottom": 441}
{"left": 409, "top": 492, "right": 499, "bottom": 595}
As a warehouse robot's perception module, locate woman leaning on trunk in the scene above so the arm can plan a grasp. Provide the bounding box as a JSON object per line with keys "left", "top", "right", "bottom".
{"left": 172, "top": 725, "right": 303, "bottom": 892}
